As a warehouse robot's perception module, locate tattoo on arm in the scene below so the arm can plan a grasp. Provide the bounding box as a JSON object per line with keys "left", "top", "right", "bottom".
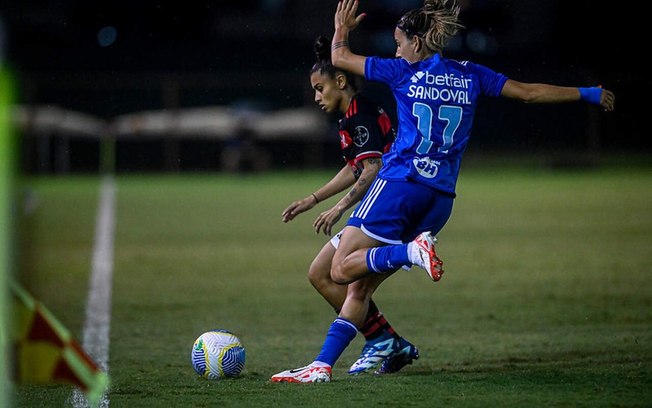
{"left": 332, "top": 41, "right": 349, "bottom": 51}
{"left": 347, "top": 158, "right": 381, "bottom": 203}
{"left": 348, "top": 176, "right": 367, "bottom": 200}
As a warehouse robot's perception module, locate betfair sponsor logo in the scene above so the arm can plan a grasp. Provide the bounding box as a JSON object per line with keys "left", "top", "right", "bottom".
{"left": 407, "top": 71, "right": 471, "bottom": 104}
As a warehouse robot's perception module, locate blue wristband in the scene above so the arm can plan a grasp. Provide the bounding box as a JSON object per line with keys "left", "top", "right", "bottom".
{"left": 578, "top": 87, "right": 601, "bottom": 105}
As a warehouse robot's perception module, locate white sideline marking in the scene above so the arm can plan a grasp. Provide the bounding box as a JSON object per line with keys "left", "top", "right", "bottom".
{"left": 71, "top": 177, "right": 115, "bottom": 408}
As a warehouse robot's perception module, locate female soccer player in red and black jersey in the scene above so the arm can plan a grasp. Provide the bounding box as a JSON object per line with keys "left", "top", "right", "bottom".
{"left": 280, "top": 36, "right": 418, "bottom": 376}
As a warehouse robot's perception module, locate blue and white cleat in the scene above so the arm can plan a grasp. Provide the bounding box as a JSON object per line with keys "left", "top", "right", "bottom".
{"left": 348, "top": 337, "right": 399, "bottom": 375}
{"left": 375, "top": 337, "right": 419, "bottom": 374}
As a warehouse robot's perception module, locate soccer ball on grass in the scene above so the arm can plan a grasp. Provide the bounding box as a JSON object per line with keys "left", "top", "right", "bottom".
{"left": 191, "top": 329, "right": 245, "bottom": 379}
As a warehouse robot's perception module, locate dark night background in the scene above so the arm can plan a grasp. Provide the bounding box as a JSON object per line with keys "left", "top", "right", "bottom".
{"left": 1, "top": 0, "right": 647, "bottom": 172}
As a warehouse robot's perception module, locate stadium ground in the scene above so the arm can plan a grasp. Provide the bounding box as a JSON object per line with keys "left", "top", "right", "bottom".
{"left": 12, "top": 163, "right": 652, "bottom": 407}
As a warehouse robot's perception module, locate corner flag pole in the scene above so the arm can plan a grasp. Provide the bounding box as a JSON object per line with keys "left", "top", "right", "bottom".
{"left": 0, "top": 62, "right": 17, "bottom": 408}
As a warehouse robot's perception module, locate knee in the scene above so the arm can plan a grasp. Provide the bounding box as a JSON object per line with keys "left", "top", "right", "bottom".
{"left": 346, "top": 281, "right": 374, "bottom": 303}
{"left": 308, "top": 261, "right": 330, "bottom": 290}
{"left": 330, "top": 263, "right": 353, "bottom": 285}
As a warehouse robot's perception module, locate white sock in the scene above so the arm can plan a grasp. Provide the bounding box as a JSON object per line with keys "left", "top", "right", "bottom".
{"left": 407, "top": 241, "right": 421, "bottom": 265}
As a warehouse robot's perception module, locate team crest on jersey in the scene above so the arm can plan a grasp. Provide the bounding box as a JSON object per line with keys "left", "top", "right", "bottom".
{"left": 413, "top": 157, "right": 439, "bottom": 179}
{"left": 353, "top": 126, "right": 369, "bottom": 147}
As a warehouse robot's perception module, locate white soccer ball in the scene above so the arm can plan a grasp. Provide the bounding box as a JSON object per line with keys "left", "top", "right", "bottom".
{"left": 191, "top": 330, "right": 246, "bottom": 379}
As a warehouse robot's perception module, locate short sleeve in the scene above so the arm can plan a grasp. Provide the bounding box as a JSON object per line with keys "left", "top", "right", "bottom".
{"left": 466, "top": 61, "right": 508, "bottom": 97}
{"left": 365, "top": 57, "right": 406, "bottom": 89}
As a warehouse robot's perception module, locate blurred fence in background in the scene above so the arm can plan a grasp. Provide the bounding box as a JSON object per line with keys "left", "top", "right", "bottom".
{"left": 14, "top": 103, "right": 333, "bottom": 174}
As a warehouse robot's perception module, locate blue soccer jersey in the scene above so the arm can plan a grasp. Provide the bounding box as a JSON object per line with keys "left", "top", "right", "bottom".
{"left": 365, "top": 53, "right": 508, "bottom": 195}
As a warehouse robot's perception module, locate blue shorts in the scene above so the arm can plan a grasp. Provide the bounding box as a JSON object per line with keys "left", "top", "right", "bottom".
{"left": 347, "top": 177, "right": 454, "bottom": 244}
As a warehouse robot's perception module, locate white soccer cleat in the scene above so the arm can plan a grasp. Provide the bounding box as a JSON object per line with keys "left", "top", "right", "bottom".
{"left": 411, "top": 232, "right": 444, "bottom": 281}
{"left": 270, "top": 363, "right": 332, "bottom": 383}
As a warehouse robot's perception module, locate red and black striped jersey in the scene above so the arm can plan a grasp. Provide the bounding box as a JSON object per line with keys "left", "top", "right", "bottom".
{"left": 338, "top": 94, "right": 396, "bottom": 179}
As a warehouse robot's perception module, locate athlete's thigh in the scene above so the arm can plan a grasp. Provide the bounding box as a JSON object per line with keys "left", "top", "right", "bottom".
{"left": 332, "top": 225, "right": 383, "bottom": 267}
{"left": 309, "top": 240, "right": 336, "bottom": 279}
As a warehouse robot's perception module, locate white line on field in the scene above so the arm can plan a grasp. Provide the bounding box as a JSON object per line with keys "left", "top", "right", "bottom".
{"left": 71, "top": 177, "right": 115, "bottom": 408}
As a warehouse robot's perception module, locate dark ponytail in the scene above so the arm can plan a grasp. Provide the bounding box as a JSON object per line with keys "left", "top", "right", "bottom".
{"left": 310, "top": 36, "right": 336, "bottom": 76}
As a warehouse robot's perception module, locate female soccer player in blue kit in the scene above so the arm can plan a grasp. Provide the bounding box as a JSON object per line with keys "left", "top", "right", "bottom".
{"left": 272, "top": 0, "right": 615, "bottom": 383}
{"left": 281, "top": 35, "right": 420, "bottom": 375}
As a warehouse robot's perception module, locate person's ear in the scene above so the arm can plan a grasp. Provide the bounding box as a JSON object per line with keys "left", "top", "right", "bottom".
{"left": 413, "top": 35, "right": 423, "bottom": 53}
{"left": 336, "top": 73, "right": 347, "bottom": 90}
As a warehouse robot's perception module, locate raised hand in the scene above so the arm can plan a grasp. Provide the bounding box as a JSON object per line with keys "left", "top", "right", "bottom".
{"left": 335, "top": 0, "right": 366, "bottom": 32}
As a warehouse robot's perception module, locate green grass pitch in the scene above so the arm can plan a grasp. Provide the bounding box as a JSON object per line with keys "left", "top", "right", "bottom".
{"left": 12, "top": 165, "right": 652, "bottom": 407}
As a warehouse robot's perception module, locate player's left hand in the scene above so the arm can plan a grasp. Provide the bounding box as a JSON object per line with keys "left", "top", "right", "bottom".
{"left": 600, "top": 88, "right": 615, "bottom": 112}
{"left": 313, "top": 207, "right": 343, "bottom": 236}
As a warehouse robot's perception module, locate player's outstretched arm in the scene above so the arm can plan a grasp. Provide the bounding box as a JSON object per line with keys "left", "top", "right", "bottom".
{"left": 331, "top": 0, "right": 367, "bottom": 76}
{"left": 282, "top": 165, "right": 355, "bottom": 223}
{"left": 501, "top": 79, "right": 615, "bottom": 111}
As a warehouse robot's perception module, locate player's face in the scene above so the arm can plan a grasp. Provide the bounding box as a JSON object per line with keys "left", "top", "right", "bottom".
{"left": 310, "top": 71, "right": 343, "bottom": 114}
{"left": 394, "top": 27, "right": 418, "bottom": 63}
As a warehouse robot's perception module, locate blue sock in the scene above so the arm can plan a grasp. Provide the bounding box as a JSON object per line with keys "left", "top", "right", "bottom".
{"left": 366, "top": 244, "right": 410, "bottom": 273}
{"left": 314, "top": 317, "right": 358, "bottom": 367}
